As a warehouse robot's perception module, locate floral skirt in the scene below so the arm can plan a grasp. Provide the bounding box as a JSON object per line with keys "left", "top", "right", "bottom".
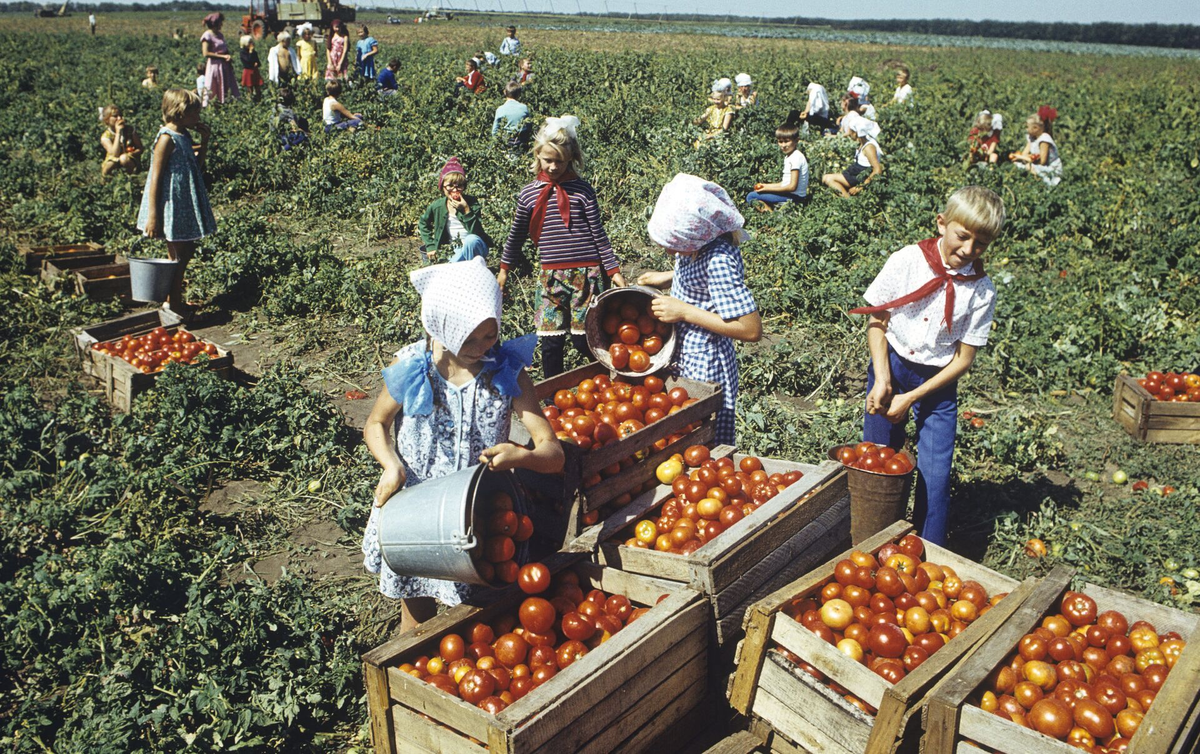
{"left": 534, "top": 265, "right": 607, "bottom": 336}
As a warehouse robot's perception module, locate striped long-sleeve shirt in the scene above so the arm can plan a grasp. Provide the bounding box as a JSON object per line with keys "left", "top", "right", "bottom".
{"left": 500, "top": 178, "right": 620, "bottom": 274}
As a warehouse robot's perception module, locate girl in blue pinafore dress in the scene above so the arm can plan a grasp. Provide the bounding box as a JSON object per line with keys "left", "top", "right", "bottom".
{"left": 637, "top": 174, "right": 763, "bottom": 447}
{"left": 361, "top": 257, "right": 565, "bottom": 633}
{"left": 137, "top": 88, "right": 216, "bottom": 320}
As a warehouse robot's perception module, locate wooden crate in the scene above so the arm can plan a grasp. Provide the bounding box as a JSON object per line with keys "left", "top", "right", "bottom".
{"left": 74, "top": 263, "right": 132, "bottom": 300}
{"left": 362, "top": 561, "right": 710, "bottom": 754}
{"left": 591, "top": 449, "right": 851, "bottom": 649}
{"left": 18, "top": 242, "right": 104, "bottom": 273}
{"left": 72, "top": 309, "right": 233, "bottom": 412}
{"left": 514, "top": 361, "right": 722, "bottom": 547}
{"left": 40, "top": 253, "right": 121, "bottom": 284}
{"left": 1112, "top": 374, "right": 1200, "bottom": 445}
{"left": 924, "top": 564, "right": 1200, "bottom": 754}
{"left": 727, "top": 521, "right": 1034, "bottom": 754}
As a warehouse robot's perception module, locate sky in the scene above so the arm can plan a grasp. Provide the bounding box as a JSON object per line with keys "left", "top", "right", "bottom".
{"left": 395, "top": 0, "right": 1200, "bottom": 26}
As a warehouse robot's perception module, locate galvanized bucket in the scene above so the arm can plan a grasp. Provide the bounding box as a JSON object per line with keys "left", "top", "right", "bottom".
{"left": 128, "top": 258, "right": 178, "bottom": 303}
{"left": 828, "top": 445, "right": 916, "bottom": 545}
{"left": 377, "top": 463, "right": 527, "bottom": 586}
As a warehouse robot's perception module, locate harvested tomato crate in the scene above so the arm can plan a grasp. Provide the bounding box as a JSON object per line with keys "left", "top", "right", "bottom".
{"left": 74, "top": 262, "right": 132, "bottom": 300}
{"left": 514, "top": 361, "right": 721, "bottom": 547}
{"left": 727, "top": 521, "right": 1033, "bottom": 754}
{"left": 40, "top": 253, "right": 122, "bottom": 285}
{"left": 923, "top": 564, "right": 1200, "bottom": 754}
{"left": 72, "top": 309, "right": 233, "bottom": 412}
{"left": 18, "top": 241, "right": 104, "bottom": 273}
{"left": 1112, "top": 374, "right": 1200, "bottom": 445}
{"left": 362, "top": 561, "right": 710, "bottom": 754}
{"left": 591, "top": 447, "right": 850, "bottom": 650}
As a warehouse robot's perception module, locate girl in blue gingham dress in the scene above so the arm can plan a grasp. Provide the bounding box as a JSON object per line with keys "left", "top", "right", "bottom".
{"left": 638, "top": 174, "right": 762, "bottom": 446}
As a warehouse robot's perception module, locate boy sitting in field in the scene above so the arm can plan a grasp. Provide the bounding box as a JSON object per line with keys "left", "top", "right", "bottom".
{"left": 377, "top": 58, "right": 400, "bottom": 95}
{"left": 850, "top": 186, "right": 1004, "bottom": 546}
{"left": 492, "top": 80, "right": 531, "bottom": 149}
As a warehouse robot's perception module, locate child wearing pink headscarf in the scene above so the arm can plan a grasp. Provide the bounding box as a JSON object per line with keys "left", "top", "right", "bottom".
{"left": 637, "top": 174, "right": 763, "bottom": 445}
{"left": 360, "top": 257, "right": 563, "bottom": 632}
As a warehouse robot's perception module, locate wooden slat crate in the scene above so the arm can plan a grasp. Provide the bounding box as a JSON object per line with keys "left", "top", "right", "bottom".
{"left": 514, "top": 361, "right": 722, "bottom": 547}
{"left": 1112, "top": 374, "right": 1200, "bottom": 444}
{"left": 18, "top": 242, "right": 104, "bottom": 273}
{"left": 40, "top": 253, "right": 121, "bottom": 284}
{"left": 74, "top": 262, "right": 132, "bottom": 300}
{"left": 728, "top": 521, "right": 1034, "bottom": 754}
{"left": 924, "top": 564, "right": 1200, "bottom": 754}
{"left": 72, "top": 309, "right": 233, "bottom": 412}
{"left": 591, "top": 448, "right": 851, "bottom": 650}
{"left": 362, "top": 561, "right": 710, "bottom": 754}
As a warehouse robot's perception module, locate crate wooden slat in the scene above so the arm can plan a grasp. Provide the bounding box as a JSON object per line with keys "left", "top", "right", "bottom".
{"left": 40, "top": 253, "right": 121, "bottom": 284}
{"left": 71, "top": 309, "right": 233, "bottom": 412}
{"left": 728, "top": 521, "right": 1034, "bottom": 754}
{"left": 923, "top": 564, "right": 1200, "bottom": 754}
{"left": 73, "top": 263, "right": 132, "bottom": 300}
{"left": 18, "top": 242, "right": 103, "bottom": 273}
{"left": 362, "top": 559, "right": 709, "bottom": 754}
{"left": 1113, "top": 374, "right": 1200, "bottom": 444}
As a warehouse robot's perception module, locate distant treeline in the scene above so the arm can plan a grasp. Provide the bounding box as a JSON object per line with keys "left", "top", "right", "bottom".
{"left": 2, "top": 2, "right": 240, "bottom": 12}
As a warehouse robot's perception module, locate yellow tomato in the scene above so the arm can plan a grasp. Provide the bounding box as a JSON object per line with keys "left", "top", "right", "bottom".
{"left": 656, "top": 459, "right": 684, "bottom": 485}
{"left": 635, "top": 520, "right": 658, "bottom": 545}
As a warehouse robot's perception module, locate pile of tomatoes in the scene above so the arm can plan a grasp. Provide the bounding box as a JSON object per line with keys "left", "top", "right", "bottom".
{"left": 621, "top": 445, "right": 805, "bottom": 555}
{"left": 544, "top": 374, "right": 700, "bottom": 457}
{"left": 471, "top": 491, "right": 535, "bottom": 585}
{"left": 773, "top": 535, "right": 1006, "bottom": 715}
{"left": 835, "top": 442, "right": 914, "bottom": 476}
{"left": 91, "top": 326, "right": 219, "bottom": 375}
{"left": 1137, "top": 371, "right": 1200, "bottom": 402}
{"left": 596, "top": 298, "right": 670, "bottom": 373}
{"left": 970, "top": 592, "right": 1188, "bottom": 750}
{"left": 396, "top": 565, "right": 660, "bottom": 714}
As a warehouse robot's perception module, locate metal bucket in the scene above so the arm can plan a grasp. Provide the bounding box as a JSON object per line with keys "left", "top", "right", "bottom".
{"left": 128, "top": 258, "right": 178, "bottom": 303}
{"left": 829, "top": 446, "right": 916, "bottom": 546}
{"left": 583, "top": 285, "right": 677, "bottom": 377}
{"left": 377, "top": 463, "right": 528, "bottom": 586}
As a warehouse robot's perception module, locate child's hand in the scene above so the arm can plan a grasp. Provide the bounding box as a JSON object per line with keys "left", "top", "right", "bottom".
{"left": 610, "top": 272, "right": 627, "bottom": 288}
{"left": 479, "top": 443, "right": 527, "bottom": 471}
{"left": 194, "top": 122, "right": 211, "bottom": 139}
{"left": 754, "top": 183, "right": 764, "bottom": 191}
{"left": 884, "top": 393, "right": 915, "bottom": 425}
{"left": 637, "top": 271, "right": 672, "bottom": 289}
{"left": 866, "top": 380, "right": 892, "bottom": 416}
{"left": 848, "top": 186, "right": 862, "bottom": 196}
{"left": 374, "top": 465, "right": 407, "bottom": 507}
{"left": 649, "top": 295, "right": 693, "bottom": 324}
{"left": 496, "top": 269, "right": 507, "bottom": 290}
{"left": 143, "top": 216, "right": 162, "bottom": 239}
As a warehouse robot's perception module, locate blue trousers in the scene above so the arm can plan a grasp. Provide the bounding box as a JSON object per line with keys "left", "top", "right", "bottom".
{"left": 449, "top": 234, "right": 488, "bottom": 263}
{"left": 746, "top": 190, "right": 806, "bottom": 207}
{"left": 862, "top": 345, "right": 958, "bottom": 546}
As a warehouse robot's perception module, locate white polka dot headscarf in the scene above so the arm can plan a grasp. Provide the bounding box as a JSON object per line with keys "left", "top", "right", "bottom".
{"left": 409, "top": 257, "right": 502, "bottom": 356}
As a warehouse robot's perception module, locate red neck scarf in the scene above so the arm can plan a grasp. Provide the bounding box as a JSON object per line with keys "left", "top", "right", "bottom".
{"left": 528, "top": 170, "right": 577, "bottom": 245}
{"left": 850, "top": 237, "right": 985, "bottom": 332}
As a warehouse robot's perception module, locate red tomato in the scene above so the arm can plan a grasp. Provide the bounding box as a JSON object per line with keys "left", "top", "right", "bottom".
{"left": 459, "top": 669, "right": 495, "bottom": 704}
{"left": 642, "top": 335, "right": 663, "bottom": 355}
{"left": 628, "top": 350, "right": 650, "bottom": 373}
{"left": 483, "top": 536, "right": 515, "bottom": 564}
{"left": 668, "top": 387, "right": 689, "bottom": 406}
{"left": 609, "top": 344, "right": 630, "bottom": 369}
{"left": 518, "top": 598, "right": 556, "bottom": 633}
{"left": 561, "top": 612, "right": 595, "bottom": 641}
{"left": 553, "top": 390, "right": 576, "bottom": 410}
{"left": 513, "top": 514, "right": 534, "bottom": 542}
{"left": 517, "top": 563, "right": 551, "bottom": 595}
{"left": 618, "top": 323, "right": 641, "bottom": 345}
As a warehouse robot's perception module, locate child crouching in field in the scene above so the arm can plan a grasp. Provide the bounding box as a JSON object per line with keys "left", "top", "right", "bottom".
{"left": 361, "top": 258, "right": 564, "bottom": 631}
{"left": 694, "top": 80, "right": 735, "bottom": 146}
{"left": 100, "top": 104, "right": 144, "bottom": 176}
{"left": 823, "top": 119, "right": 883, "bottom": 197}
{"left": 638, "top": 175, "right": 762, "bottom": 446}
{"left": 499, "top": 116, "right": 627, "bottom": 377}
{"left": 746, "top": 110, "right": 809, "bottom": 211}
{"left": 322, "top": 80, "right": 363, "bottom": 133}
{"left": 1010, "top": 106, "right": 1063, "bottom": 186}
{"left": 850, "top": 185, "right": 1004, "bottom": 545}
{"left": 966, "top": 111, "right": 1002, "bottom": 167}
{"left": 136, "top": 89, "right": 215, "bottom": 321}
{"left": 418, "top": 157, "right": 494, "bottom": 264}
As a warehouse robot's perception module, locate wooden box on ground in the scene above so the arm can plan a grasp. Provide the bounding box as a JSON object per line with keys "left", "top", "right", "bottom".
{"left": 1113, "top": 374, "right": 1200, "bottom": 445}
{"left": 74, "top": 263, "right": 132, "bottom": 300}
{"left": 515, "top": 361, "right": 722, "bottom": 547}
{"left": 592, "top": 448, "right": 851, "bottom": 650}
{"left": 362, "top": 562, "right": 710, "bottom": 754}
{"left": 72, "top": 309, "right": 233, "bottom": 412}
{"left": 924, "top": 564, "right": 1200, "bottom": 754}
{"left": 18, "top": 242, "right": 104, "bottom": 273}
{"left": 40, "top": 253, "right": 122, "bottom": 284}
{"left": 728, "top": 521, "right": 1033, "bottom": 754}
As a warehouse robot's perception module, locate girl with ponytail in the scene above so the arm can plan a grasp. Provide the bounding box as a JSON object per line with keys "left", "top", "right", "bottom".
{"left": 1009, "top": 106, "right": 1063, "bottom": 186}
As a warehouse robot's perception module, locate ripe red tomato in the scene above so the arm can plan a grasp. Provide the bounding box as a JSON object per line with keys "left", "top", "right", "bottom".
{"left": 517, "top": 563, "right": 551, "bottom": 595}
{"left": 668, "top": 387, "right": 689, "bottom": 406}
{"left": 483, "top": 536, "right": 515, "bottom": 563}
{"left": 556, "top": 640, "right": 589, "bottom": 668}
{"left": 440, "top": 634, "right": 466, "bottom": 662}
{"left": 868, "top": 622, "right": 907, "bottom": 658}
{"left": 513, "top": 514, "right": 534, "bottom": 542}
{"left": 561, "top": 612, "right": 596, "bottom": 641}
{"left": 683, "top": 445, "right": 710, "bottom": 467}
{"left": 618, "top": 323, "right": 641, "bottom": 345}
{"left": 642, "top": 335, "right": 663, "bottom": 355}
{"left": 609, "top": 344, "right": 629, "bottom": 369}
{"left": 459, "top": 669, "right": 495, "bottom": 704}
{"left": 493, "top": 633, "right": 528, "bottom": 668}
{"left": 628, "top": 350, "right": 650, "bottom": 373}
{"left": 553, "top": 390, "right": 576, "bottom": 410}
{"left": 518, "top": 598, "right": 556, "bottom": 633}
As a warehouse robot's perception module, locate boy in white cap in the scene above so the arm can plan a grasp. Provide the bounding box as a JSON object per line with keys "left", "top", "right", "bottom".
{"left": 638, "top": 175, "right": 763, "bottom": 445}
{"left": 734, "top": 73, "right": 757, "bottom": 108}
{"left": 361, "top": 257, "right": 564, "bottom": 631}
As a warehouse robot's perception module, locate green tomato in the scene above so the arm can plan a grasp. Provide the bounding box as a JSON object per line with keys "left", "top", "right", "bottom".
{"left": 1084, "top": 471, "right": 1100, "bottom": 482}
{"left": 1182, "top": 568, "right": 1200, "bottom": 580}
{"left": 1069, "top": 522, "right": 1082, "bottom": 532}
{"left": 1164, "top": 558, "right": 1180, "bottom": 572}
{"left": 307, "top": 480, "right": 322, "bottom": 493}
{"left": 1111, "top": 470, "right": 1128, "bottom": 485}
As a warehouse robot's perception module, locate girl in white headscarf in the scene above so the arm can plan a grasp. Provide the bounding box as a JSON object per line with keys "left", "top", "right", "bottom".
{"left": 637, "top": 175, "right": 763, "bottom": 445}
{"left": 823, "top": 118, "right": 884, "bottom": 197}
{"left": 361, "top": 257, "right": 563, "bottom": 631}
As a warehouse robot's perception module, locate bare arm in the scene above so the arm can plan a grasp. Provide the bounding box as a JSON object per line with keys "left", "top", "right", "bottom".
{"left": 126, "top": 126, "right": 144, "bottom": 156}
{"left": 650, "top": 297, "right": 762, "bottom": 342}
{"left": 142, "top": 133, "right": 174, "bottom": 238}
{"left": 720, "top": 111, "right": 733, "bottom": 131}
{"left": 637, "top": 270, "right": 673, "bottom": 289}
{"left": 479, "top": 370, "right": 565, "bottom": 474}
{"left": 332, "top": 100, "right": 360, "bottom": 119}
{"left": 865, "top": 313, "right": 892, "bottom": 414}
{"left": 757, "top": 168, "right": 799, "bottom": 194}
{"left": 1036, "top": 141, "right": 1050, "bottom": 166}
{"left": 101, "top": 131, "right": 121, "bottom": 159}
{"left": 363, "top": 373, "right": 407, "bottom": 505}
{"left": 884, "top": 342, "right": 978, "bottom": 423}
{"left": 849, "top": 145, "right": 882, "bottom": 195}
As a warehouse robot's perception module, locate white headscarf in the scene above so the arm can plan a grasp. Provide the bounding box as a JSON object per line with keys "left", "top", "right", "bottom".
{"left": 848, "top": 76, "right": 870, "bottom": 100}
{"left": 647, "top": 174, "right": 749, "bottom": 253}
{"left": 991, "top": 113, "right": 1004, "bottom": 130}
{"left": 734, "top": 73, "right": 753, "bottom": 87}
{"left": 853, "top": 118, "right": 881, "bottom": 140}
{"left": 542, "top": 114, "right": 580, "bottom": 141}
{"left": 711, "top": 77, "right": 733, "bottom": 94}
{"left": 409, "top": 257, "right": 502, "bottom": 356}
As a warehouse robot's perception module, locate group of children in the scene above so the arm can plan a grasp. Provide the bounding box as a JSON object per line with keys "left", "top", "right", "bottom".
{"left": 967, "top": 106, "right": 1063, "bottom": 186}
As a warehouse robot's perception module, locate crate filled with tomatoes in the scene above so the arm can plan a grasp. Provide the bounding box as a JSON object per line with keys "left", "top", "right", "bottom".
{"left": 1112, "top": 372, "right": 1200, "bottom": 445}
{"left": 589, "top": 444, "right": 850, "bottom": 649}
{"left": 72, "top": 309, "right": 233, "bottom": 412}
{"left": 728, "top": 521, "right": 1033, "bottom": 754}
{"left": 362, "top": 557, "right": 710, "bottom": 754}
{"left": 923, "top": 564, "right": 1200, "bottom": 754}
{"left": 512, "top": 361, "right": 722, "bottom": 547}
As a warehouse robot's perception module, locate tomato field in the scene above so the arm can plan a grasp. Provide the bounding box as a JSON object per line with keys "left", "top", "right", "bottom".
{"left": 1, "top": 11, "right": 1199, "bottom": 752}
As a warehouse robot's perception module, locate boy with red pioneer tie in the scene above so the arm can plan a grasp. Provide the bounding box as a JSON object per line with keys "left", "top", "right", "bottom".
{"left": 850, "top": 186, "right": 1005, "bottom": 546}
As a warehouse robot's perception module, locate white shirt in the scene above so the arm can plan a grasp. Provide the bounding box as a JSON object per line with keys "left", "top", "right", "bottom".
{"left": 1027, "top": 132, "right": 1060, "bottom": 165}
{"left": 861, "top": 103, "right": 878, "bottom": 121}
{"left": 196, "top": 75, "right": 206, "bottom": 93}
{"left": 323, "top": 97, "right": 339, "bottom": 125}
{"left": 781, "top": 150, "right": 809, "bottom": 198}
{"left": 862, "top": 241, "right": 997, "bottom": 367}
{"left": 893, "top": 84, "right": 912, "bottom": 104}
{"left": 840, "top": 110, "right": 865, "bottom": 135}
{"left": 447, "top": 212, "right": 467, "bottom": 241}
{"left": 89, "top": 14, "right": 96, "bottom": 23}
{"left": 499, "top": 36, "right": 521, "bottom": 55}
{"left": 267, "top": 44, "right": 300, "bottom": 83}
{"left": 805, "top": 83, "right": 829, "bottom": 118}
